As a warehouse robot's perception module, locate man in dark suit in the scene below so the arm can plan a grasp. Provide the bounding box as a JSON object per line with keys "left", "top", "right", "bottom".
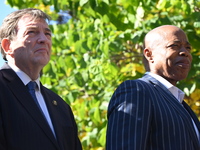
{"left": 0, "top": 8, "right": 82, "bottom": 150}
{"left": 106, "top": 25, "right": 200, "bottom": 150}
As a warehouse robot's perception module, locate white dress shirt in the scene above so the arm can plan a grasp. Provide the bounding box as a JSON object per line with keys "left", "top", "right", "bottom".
{"left": 8, "top": 62, "right": 56, "bottom": 138}
{"left": 147, "top": 72, "right": 199, "bottom": 141}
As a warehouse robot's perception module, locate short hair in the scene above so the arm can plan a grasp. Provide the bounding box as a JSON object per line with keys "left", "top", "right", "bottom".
{"left": 0, "top": 8, "right": 51, "bottom": 61}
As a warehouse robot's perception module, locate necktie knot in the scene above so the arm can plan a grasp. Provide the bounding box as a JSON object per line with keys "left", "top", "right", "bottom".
{"left": 27, "top": 81, "right": 37, "bottom": 91}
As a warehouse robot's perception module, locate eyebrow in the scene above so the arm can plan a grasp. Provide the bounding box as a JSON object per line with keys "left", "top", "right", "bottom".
{"left": 45, "top": 28, "right": 52, "bottom": 32}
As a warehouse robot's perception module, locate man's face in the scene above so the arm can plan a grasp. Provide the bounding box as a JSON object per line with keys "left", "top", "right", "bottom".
{"left": 9, "top": 15, "right": 52, "bottom": 69}
{"left": 150, "top": 29, "right": 192, "bottom": 84}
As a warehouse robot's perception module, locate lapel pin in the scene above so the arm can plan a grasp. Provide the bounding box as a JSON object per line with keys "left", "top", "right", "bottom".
{"left": 52, "top": 100, "right": 57, "bottom": 106}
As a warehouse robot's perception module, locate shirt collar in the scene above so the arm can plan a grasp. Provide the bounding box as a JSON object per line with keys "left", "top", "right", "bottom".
{"left": 8, "top": 62, "right": 40, "bottom": 90}
{"left": 146, "top": 72, "right": 185, "bottom": 103}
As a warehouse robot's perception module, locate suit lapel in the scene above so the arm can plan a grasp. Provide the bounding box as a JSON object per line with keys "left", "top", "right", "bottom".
{"left": 1, "top": 65, "right": 59, "bottom": 149}
{"left": 41, "top": 85, "right": 72, "bottom": 149}
{"left": 41, "top": 88, "right": 63, "bottom": 146}
{"left": 182, "top": 101, "right": 200, "bottom": 132}
{"left": 141, "top": 74, "right": 200, "bottom": 148}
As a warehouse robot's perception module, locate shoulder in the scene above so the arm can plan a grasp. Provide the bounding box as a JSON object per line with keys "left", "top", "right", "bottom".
{"left": 114, "top": 78, "right": 153, "bottom": 94}
{"left": 0, "top": 64, "right": 16, "bottom": 81}
{"left": 110, "top": 76, "right": 159, "bottom": 103}
{"left": 109, "top": 78, "right": 154, "bottom": 105}
{"left": 107, "top": 79, "right": 154, "bottom": 118}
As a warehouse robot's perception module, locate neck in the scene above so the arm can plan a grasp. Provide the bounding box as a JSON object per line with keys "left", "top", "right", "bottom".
{"left": 20, "top": 67, "right": 41, "bottom": 80}
{"left": 15, "top": 62, "right": 42, "bottom": 80}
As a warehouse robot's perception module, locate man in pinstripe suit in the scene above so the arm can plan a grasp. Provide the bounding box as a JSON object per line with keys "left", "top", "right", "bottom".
{"left": 106, "top": 25, "right": 200, "bottom": 150}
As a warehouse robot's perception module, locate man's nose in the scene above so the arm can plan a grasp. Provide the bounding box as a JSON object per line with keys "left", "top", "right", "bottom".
{"left": 179, "top": 47, "right": 189, "bottom": 57}
{"left": 37, "top": 33, "right": 49, "bottom": 43}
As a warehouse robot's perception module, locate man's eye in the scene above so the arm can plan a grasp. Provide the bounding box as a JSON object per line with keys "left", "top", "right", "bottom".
{"left": 186, "top": 46, "right": 192, "bottom": 51}
{"left": 167, "top": 44, "right": 179, "bottom": 49}
{"left": 45, "top": 32, "right": 52, "bottom": 37}
{"left": 27, "top": 31, "right": 35, "bottom": 34}
{"left": 170, "top": 44, "right": 179, "bottom": 47}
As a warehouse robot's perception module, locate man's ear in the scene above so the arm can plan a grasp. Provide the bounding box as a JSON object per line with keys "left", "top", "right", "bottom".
{"left": 143, "top": 48, "right": 154, "bottom": 63}
{"left": 1, "top": 38, "right": 11, "bottom": 54}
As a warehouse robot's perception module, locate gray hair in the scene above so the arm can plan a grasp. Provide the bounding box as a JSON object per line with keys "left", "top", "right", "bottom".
{"left": 0, "top": 8, "right": 51, "bottom": 61}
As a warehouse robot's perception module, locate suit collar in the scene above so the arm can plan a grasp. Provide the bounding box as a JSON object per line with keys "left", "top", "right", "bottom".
{"left": 142, "top": 74, "right": 171, "bottom": 94}
{"left": 145, "top": 72, "right": 185, "bottom": 103}
{"left": 3, "top": 62, "right": 41, "bottom": 89}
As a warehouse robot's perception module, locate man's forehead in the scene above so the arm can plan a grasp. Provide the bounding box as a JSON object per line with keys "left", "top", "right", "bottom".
{"left": 17, "top": 15, "right": 50, "bottom": 29}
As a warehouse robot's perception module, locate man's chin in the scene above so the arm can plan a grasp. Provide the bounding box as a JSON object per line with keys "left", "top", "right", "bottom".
{"left": 34, "top": 57, "right": 50, "bottom": 66}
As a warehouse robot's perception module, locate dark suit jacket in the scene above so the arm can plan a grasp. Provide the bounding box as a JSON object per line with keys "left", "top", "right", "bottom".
{"left": 0, "top": 63, "right": 82, "bottom": 150}
{"left": 106, "top": 74, "right": 200, "bottom": 150}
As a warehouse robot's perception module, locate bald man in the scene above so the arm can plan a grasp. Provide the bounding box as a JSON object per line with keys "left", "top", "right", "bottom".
{"left": 106, "top": 25, "right": 200, "bottom": 150}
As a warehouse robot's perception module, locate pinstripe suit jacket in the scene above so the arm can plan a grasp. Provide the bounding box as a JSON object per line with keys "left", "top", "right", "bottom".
{"left": 106, "top": 74, "right": 200, "bottom": 150}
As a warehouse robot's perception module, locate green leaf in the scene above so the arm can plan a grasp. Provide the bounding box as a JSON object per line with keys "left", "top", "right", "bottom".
{"left": 98, "top": 126, "right": 107, "bottom": 146}
{"left": 74, "top": 72, "right": 85, "bottom": 87}
{"left": 79, "top": 0, "right": 89, "bottom": 6}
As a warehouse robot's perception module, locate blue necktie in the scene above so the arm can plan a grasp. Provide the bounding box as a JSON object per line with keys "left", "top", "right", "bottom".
{"left": 26, "top": 81, "right": 57, "bottom": 138}
{"left": 27, "top": 81, "right": 41, "bottom": 108}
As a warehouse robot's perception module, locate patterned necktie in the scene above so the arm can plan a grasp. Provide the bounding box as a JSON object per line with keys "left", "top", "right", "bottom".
{"left": 27, "top": 81, "right": 40, "bottom": 108}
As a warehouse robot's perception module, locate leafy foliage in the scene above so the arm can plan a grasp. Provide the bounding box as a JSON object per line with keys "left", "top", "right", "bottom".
{"left": 5, "top": 0, "right": 200, "bottom": 149}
